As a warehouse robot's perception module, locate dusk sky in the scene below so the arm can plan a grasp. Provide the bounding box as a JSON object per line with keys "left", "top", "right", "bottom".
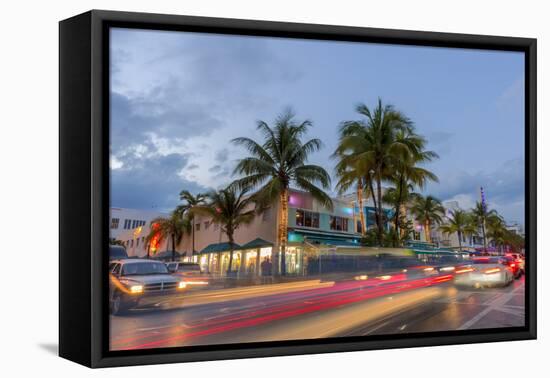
{"left": 109, "top": 28, "right": 525, "bottom": 224}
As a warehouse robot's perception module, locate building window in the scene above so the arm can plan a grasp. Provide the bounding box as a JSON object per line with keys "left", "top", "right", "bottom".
{"left": 136, "top": 238, "right": 140, "bottom": 247}
{"left": 195, "top": 223, "right": 201, "bottom": 231}
{"left": 330, "top": 216, "right": 349, "bottom": 232}
{"left": 296, "top": 210, "right": 320, "bottom": 228}
{"left": 204, "top": 221, "right": 210, "bottom": 230}
{"left": 262, "top": 207, "right": 272, "bottom": 222}
{"left": 130, "top": 239, "right": 134, "bottom": 247}
{"left": 110, "top": 218, "right": 120, "bottom": 229}
{"left": 214, "top": 223, "right": 219, "bottom": 231}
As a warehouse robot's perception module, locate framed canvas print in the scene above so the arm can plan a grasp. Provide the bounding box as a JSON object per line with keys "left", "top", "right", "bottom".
{"left": 59, "top": 10, "right": 536, "bottom": 368}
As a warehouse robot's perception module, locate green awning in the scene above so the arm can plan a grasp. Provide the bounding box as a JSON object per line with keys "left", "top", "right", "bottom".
{"left": 413, "top": 249, "right": 456, "bottom": 255}
{"left": 200, "top": 242, "right": 241, "bottom": 253}
{"left": 304, "top": 237, "right": 359, "bottom": 247}
{"left": 240, "top": 238, "right": 273, "bottom": 249}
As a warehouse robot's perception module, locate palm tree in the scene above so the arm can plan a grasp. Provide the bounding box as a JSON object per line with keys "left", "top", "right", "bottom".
{"left": 410, "top": 195, "right": 445, "bottom": 243}
{"left": 232, "top": 110, "right": 333, "bottom": 276}
{"left": 109, "top": 238, "right": 126, "bottom": 248}
{"left": 439, "top": 209, "right": 477, "bottom": 252}
{"left": 193, "top": 185, "right": 256, "bottom": 275}
{"left": 387, "top": 132, "right": 438, "bottom": 245}
{"left": 471, "top": 201, "right": 499, "bottom": 252}
{"left": 334, "top": 99, "right": 425, "bottom": 245}
{"left": 149, "top": 211, "right": 190, "bottom": 261}
{"left": 486, "top": 214, "right": 508, "bottom": 253}
{"left": 176, "top": 190, "right": 207, "bottom": 254}
{"left": 333, "top": 156, "right": 369, "bottom": 235}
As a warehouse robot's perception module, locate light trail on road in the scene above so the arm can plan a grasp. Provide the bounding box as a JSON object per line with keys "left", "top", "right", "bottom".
{"left": 112, "top": 273, "right": 453, "bottom": 350}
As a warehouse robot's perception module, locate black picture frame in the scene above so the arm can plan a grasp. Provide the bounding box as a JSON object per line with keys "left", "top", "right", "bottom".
{"left": 59, "top": 9, "right": 537, "bottom": 368}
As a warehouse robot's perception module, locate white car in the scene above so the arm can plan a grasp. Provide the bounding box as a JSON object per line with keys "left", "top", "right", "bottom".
{"left": 109, "top": 259, "right": 187, "bottom": 315}
{"left": 454, "top": 257, "right": 514, "bottom": 288}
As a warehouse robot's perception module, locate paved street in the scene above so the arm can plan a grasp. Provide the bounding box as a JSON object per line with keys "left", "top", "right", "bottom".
{"left": 110, "top": 276, "right": 525, "bottom": 351}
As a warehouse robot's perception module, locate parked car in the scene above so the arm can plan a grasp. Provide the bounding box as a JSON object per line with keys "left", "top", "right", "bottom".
{"left": 109, "top": 245, "right": 128, "bottom": 261}
{"left": 109, "top": 259, "right": 187, "bottom": 315}
{"left": 454, "top": 257, "right": 514, "bottom": 288}
{"left": 166, "top": 262, "right": 210, "bottom": 288}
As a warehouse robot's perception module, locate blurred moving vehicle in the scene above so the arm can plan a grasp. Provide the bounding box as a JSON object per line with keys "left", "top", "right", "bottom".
{"left": 454, "top": 257, "right": 514, "bottom": 288}
{"left": 507, "top": 253, "right": 525, "bottom": 274}
{"left": 166, "top": 262, "right": 210, "bottom": 288}
{"left": 109, "top": 259, "right": 187, "bottom": 315}
{"left": 109, "top": 245, "right": 128, "bottom": 261}
{"left": 500, "top": 255, "right": 522, "bottom": 278}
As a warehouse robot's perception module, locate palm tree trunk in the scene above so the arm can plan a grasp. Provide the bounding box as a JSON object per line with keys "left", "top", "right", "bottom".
{"left": 457, "top": 231, "right": 462, "bottom": 252}
{"left": 278, "top": 188, "right": 289, "bottom": 276}
{"left": 393, "top": 174, "right": 404, "bottom": 247}
{"left": 146, "top": 243, "right": 150, "bottom": 259}
{"left": 399, "top": 204, "right": 407, "bottom": 239}
{"left": 171, "top": 233, "right": 176, "bottom": 261}
{"left": 367, "top": 176, "right": 379, "bottom": 236}
{"left": 481, "top": 221, "right": 487, "bottom": 251}
{"left": 357, "top": 181, "right": 366, "bottom": 235}
{"left": 425, "top": 220, "right": 431, "bottom": 243}
{"left": 376, "top": 174, "right": 384, "bottom": 245}
{"left": 192, "top": 217, "right": 196, "bottom": 254}
{"left": 227, "top": 233, "right": 234, "bottom": 276}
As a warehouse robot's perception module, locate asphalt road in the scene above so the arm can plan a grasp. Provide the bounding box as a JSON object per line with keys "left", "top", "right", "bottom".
{"left": 110, "top": 275, "right": 525, "bottom": 351}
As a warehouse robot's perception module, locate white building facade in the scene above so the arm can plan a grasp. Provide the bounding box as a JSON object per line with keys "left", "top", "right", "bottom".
{"left": 109, "top": 207, "right": 167, "bottom": 240}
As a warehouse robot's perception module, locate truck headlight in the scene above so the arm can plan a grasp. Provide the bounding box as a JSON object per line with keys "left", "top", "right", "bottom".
{"left": 178, "top": 281, "right": 187, "bottom": 289}
{"left": 130, "top": 285, "right": 143, "bottom": 294}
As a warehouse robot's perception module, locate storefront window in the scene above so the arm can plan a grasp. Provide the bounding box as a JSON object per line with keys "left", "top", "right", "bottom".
{"left": 259, "top": 247, "right": 272, "bottom": 276}
{"left": 200, "top": 254, "right": 209, "bottom": 272}
{"left": 330, "top": 215, "right": 349, "bottom": 231}
{"left": 220, "top": 252, "right": 230, "bottom": 274}
{"left": 296, "top": 209, "right": 320, "bottom": 228}
{"left": 209, "top": 254, "right": 219, "bottom": 275}
{"left": 285, "top": 247, "right": 302, "bottom": 275}
{"left": 232, "top": 251, "right": 242, "bottom": 272}
{"left": 245, "top": 250, "right": 257, "bottom": 275}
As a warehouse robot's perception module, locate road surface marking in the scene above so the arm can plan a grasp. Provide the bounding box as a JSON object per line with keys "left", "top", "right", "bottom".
{"left": 458, "top": 282, "right": 525, "bottom": 330}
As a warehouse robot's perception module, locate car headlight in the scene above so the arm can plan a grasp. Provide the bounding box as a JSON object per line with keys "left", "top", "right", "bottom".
{"left": 178, "top": 281, "right": 187, "bottom": 289}
{"left": 130, "top": 284, "right": 143, "bottom": 294}
{"left": 440, "top": 266, "right": 455, "bottom": 272}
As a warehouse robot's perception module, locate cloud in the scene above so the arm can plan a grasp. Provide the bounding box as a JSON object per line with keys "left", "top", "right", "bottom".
{"left": 426, "top": 158, "right": 525, "bottom": 222}
{"left": 110, "top": 89, "right": 224, "bottom": 153}
{"left": 214, "top": 148, "right": 229, "bottom": 163}
{"left": 110, "top": 153, "right": 208, "bottom": 211}
{"left": 109, "top": 30, "right": 305, "bottom": 196}
{"left": 208, "top": 165, "right": 222, "bottom": 173}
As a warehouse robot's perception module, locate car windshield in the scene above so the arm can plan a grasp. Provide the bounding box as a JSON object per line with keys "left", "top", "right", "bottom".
{"left": 178, "top": 264, "right": 201, "bottom": 272}
{"left": 121, "top": 262, "right": 168, "bottom": 275}
{"left": 110, "top": 246, "right": 128, "bottom": 259}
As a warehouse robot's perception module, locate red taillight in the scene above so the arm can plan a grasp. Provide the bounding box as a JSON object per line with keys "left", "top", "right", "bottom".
{"left": 510, "top": 263, "right": 516, "bottom": 268}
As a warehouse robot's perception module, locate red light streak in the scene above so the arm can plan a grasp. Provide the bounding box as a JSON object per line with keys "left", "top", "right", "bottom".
{"left": 113, "top": 273, "right": 452, "bottom": 350}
